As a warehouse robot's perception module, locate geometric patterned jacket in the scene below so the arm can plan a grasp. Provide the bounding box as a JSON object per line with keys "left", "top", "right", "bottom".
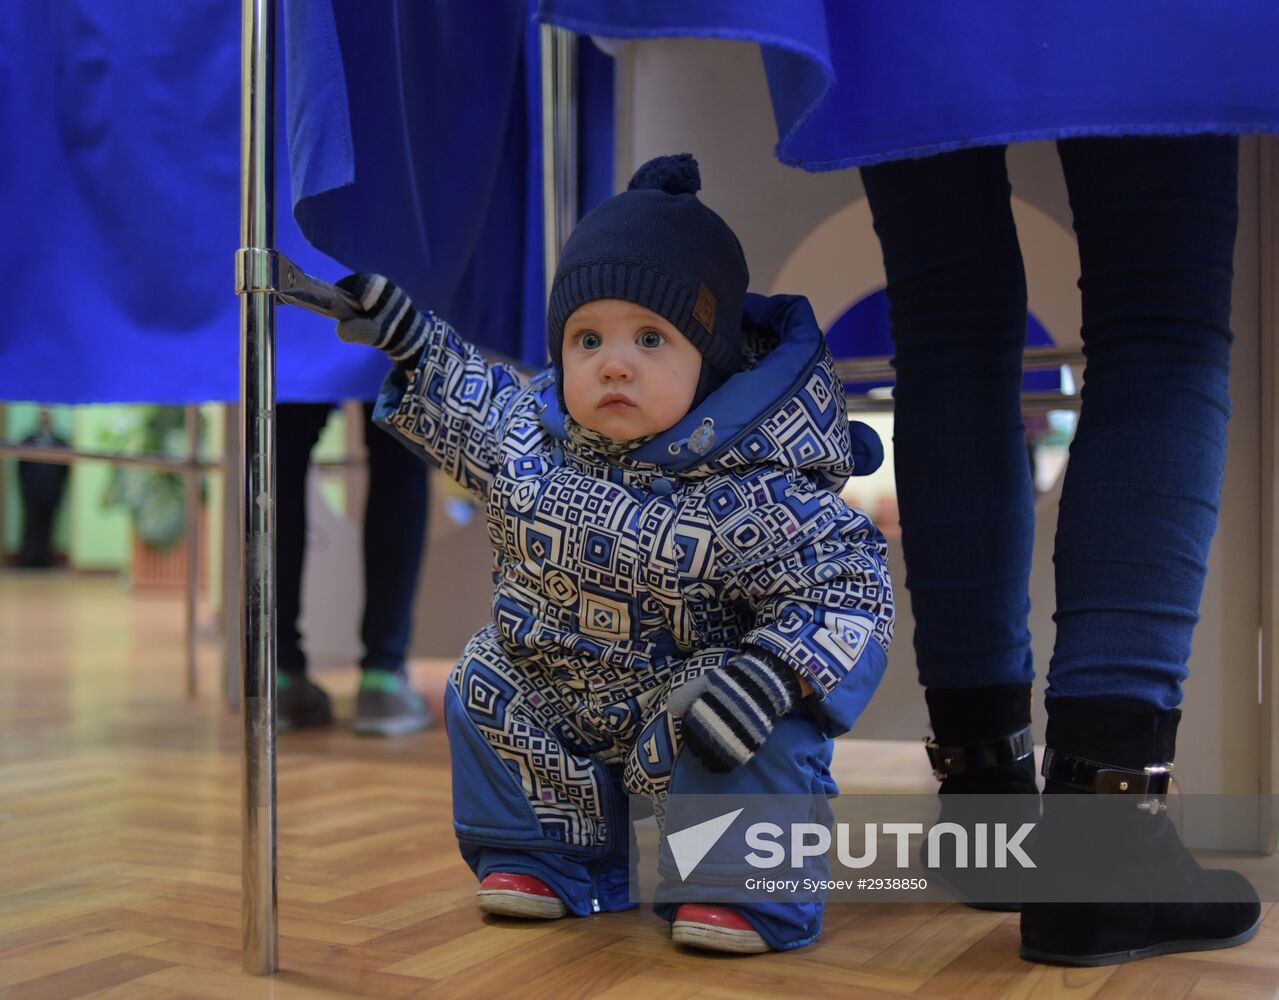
{"left": 375, "top": 292, "right": 895, "bottom": 738}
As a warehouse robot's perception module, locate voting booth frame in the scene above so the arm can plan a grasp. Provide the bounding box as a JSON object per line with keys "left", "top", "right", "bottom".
{"left": 232, "top": 0, "right": 586, "bottom": 974}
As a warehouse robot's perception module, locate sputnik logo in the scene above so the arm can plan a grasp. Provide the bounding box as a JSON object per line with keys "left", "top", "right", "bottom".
{"left": 666, "top": 808, "right": 744, "bottom": 881}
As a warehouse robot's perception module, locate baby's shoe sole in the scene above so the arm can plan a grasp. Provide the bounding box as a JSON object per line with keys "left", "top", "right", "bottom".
{"left": 476, "top": 874, "right": 566, "bottom": 920}
{"left": 476, "top": 890, "right": 566, "bottom": 919}
{"left": 672, "top": 905, "right": 769, "bottom": 954}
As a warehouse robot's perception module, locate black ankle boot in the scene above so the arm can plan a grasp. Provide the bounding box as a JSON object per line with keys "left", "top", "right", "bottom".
{"left": 1019, "top": 697, "right": 1261, "bottom": 966}
{"left": 923, "top": 685, "right": 1039, "bottom": 910}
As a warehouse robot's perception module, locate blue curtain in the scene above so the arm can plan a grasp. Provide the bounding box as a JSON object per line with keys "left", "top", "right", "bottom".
{"left": 538, "top": 0, "right": 1279, "bottom": 170}
{"left": 286, "top": 0, "right": 615, "bottom": 375}
{"left": 1, "top": 0, "right": 612, "bottom": 404}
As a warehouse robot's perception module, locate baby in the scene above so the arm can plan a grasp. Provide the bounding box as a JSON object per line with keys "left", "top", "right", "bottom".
{"left": 334, "top": 154, "right": 893, "bottom": 953}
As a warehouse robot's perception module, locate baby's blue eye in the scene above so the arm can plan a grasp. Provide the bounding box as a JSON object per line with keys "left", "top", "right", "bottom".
{"left": 578, "top": 331, "right": 602, "bottom": 350}
{"left": 638, "top": 329, "right": 664, "bottom": 348}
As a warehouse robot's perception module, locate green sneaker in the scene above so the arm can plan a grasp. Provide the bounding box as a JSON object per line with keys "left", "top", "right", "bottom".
{"left": 276, "top": 671, "right": 333, "bottom": 732}
{"left": 354, "top": 669, "right": 432, "bottom": 737}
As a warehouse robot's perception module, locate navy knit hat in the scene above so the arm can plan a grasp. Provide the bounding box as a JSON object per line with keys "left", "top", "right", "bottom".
{"left": 547, "top": 154, "right": 750, "bottom": 405}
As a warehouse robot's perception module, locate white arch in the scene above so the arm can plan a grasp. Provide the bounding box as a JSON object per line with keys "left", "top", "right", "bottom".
{"left": 769, "top": 195, "right": 1082, "bottom": 349}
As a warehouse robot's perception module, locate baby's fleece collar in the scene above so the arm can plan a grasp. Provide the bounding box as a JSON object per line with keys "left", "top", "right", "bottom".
{"left": 563, "top": 415, "right": 656, "bottom": 459}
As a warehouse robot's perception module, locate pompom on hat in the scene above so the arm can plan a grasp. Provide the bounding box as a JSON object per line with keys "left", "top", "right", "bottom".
{"left": 546, "top": 153, "right": 750, "bottom": 406}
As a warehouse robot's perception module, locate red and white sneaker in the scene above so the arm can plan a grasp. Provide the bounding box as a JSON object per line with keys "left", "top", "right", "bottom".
{"left": 476, "top": 872, "right": 567, "bottom": 919}
{"left": 672, "top": 904, "right": 770, "bottom": 954}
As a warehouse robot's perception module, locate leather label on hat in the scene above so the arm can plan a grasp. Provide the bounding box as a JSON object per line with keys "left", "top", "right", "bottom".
{"left": 693, "top": 282, "right": 717, "bottom": 333}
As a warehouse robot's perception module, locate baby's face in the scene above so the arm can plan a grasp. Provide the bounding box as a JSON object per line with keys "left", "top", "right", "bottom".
{"left": 561, "top": 300, "right": 702, "bottom": 440}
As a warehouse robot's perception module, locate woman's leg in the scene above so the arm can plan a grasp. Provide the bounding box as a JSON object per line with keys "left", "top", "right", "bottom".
{"left": 861, "top": 147, "right": 1036, "bottom": 796}
{"left": 1021, "top": 135, "right": 1256, "bottom": 966}
{"left": 1049, "top": 135, "right": 1238, "bottom": 707}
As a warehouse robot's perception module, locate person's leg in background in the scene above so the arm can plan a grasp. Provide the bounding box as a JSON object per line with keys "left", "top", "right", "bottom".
{"left": 353, "top": 403, "right": 432, "bottom": 736}
{"left": 1020, "top": 135, "right": 1259, "bottom": 964}
{"left": 17, "top": 457, "right": 68, "bottom": 568}
{"left": 19, "top": 483, "right": 55, "bottom": 567}
{"left": 861, "top": 147, "right": 1038, "bottom": 822}
{"left": 276, "top": 401, "right": 336, "bottom": 730}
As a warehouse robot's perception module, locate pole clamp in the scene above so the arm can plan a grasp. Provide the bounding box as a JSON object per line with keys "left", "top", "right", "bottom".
{"left": 235, "top": 247, "right": 359, "bottom": 320}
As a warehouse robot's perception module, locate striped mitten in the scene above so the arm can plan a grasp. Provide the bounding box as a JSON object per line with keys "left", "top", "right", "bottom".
{"left": 679, "top": 649, "right": 802, "bottom": 773}
{"left": 335, "top": 273, "right": 431, "bottom": 367}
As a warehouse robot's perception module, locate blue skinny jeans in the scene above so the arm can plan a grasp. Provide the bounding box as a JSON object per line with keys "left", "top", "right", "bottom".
{"left": 860, "top": 136, "right": 1239, "bottom": 709}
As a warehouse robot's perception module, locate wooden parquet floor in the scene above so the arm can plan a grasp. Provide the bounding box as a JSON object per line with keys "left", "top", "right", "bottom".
{"left": 1, "top": 572, "right": 1277, "bottom": 999}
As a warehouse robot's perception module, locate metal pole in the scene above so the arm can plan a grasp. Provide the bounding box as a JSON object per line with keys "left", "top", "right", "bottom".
{"left": 239, "top": 0, "right": 277, "bottom": 975}
{"left": 833, "top": 345, "right": 1086, "bottom": 385}
{"left": 222, "top": 404, "right": 242, "bottom": 711}
{"left": 540, "top": 25, "right": 578, "bottom": 303}
{"left": 184, "top": 405, "right": 201, "bottom": 697}
{"left": 0, "top": 444, "right": 220, "bottom": 471}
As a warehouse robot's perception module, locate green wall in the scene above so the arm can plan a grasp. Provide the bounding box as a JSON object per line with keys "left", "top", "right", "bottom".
{"left": 68, "top": 405, "right": 138, "bottom": 570}
{"left": 2, "top": 402, "right": 214, "bottom": 572}
{"left": 4, "top": 402, "right": 349, "bottom": 587}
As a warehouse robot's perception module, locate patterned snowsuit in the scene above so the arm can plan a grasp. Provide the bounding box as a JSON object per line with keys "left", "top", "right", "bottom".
{"left": 376, "top": 292, "right": 894, "bottom": 950}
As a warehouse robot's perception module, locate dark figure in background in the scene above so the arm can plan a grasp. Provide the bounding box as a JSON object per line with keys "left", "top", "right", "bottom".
{"left": 18, "top": 410, "right": 70, "bottom": 568}
{"left": 275, "top": 402, "right": 432, "bottom": 737}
